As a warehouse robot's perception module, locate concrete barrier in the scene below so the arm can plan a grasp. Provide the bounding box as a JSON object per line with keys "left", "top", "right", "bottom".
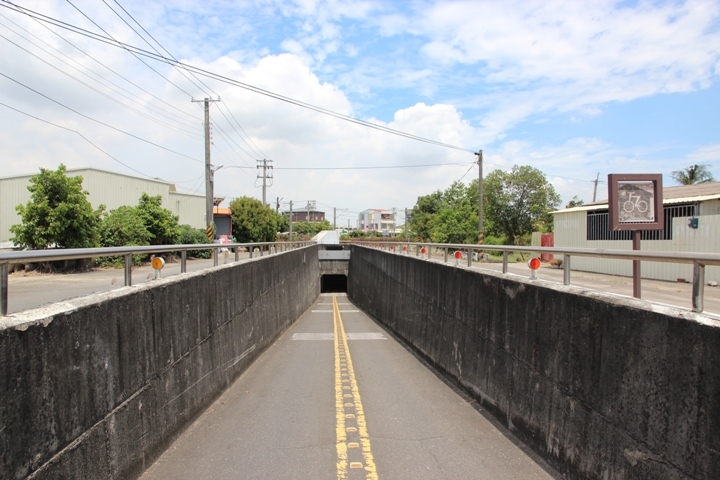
{"left": 0, "top": 246, "right": 319, "bottom": 479}
{"left": 348, "top": 246, "right": 719, "bottom": 480}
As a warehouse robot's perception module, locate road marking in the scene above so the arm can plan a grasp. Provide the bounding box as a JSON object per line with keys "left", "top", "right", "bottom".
{"left": 291, "top": 333, "right": 386, "bottom": 341}
{"left": 333, "top": 295, "right": 378, "bottom": 480}
{"left": 312, "top": 310, "right": 360, "bottom": 313}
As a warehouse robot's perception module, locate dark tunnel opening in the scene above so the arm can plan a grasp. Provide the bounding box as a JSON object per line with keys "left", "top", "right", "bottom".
{"left": 321, "top": 274, "right": 347, "bottom": 293}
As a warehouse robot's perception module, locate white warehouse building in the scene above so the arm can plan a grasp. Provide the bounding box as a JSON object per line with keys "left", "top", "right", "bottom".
{"left": 552, "top": 182, "right": 720, "bottom": 283}
{"left": 0, "top": 167, "right": 206, "bottom": 243}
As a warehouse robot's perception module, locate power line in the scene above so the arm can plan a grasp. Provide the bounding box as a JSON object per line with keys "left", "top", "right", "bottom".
{"left": 109, "top": 0, "right": 268, "bottom": 160}
{"left": 0, "top": 0, "right": 476, "bottom": 154}
{"left": 64, "top": 0, "right": 195, "bottom": 98}
{"left": 0, "top": 31, "right": 202, "bottom": 138}
{"left": 275, "top": 162, "right": 475, "bottom": 170}
{"left": 0, "top": 71, "right": 203, "bottom": 164}
{"left": 0, "top": 10, "right": 199, "bottom": 127}
{"left": 0, "top": 100, "right": 156, "bottom": 179}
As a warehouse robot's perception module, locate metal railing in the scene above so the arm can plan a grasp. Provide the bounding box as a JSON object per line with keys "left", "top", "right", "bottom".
{"left": 0, "top": 241, "right": 313, "bottom": 316}
{"left": 346, "top": 241, "right": 720, "bottom": 314}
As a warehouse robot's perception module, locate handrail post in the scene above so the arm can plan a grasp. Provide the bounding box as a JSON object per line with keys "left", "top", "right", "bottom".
{"left": 467, "top": 249, "right": 472, "bottom": 267}
{"left": 692, "top": 261, "right": 705, "bottom": 313}
{"left": 181, "top": 250, "right": 187, "bottom": 273}
{"left": 502, "top": 251, "right": 509, "bottom": 274}
{"left": 213, "top": 247, "right": 219, "bottom": 266}
{"left": 563, "top": 254, "right": 571, "bottom": 285}
{"left": 234, "top": 247, "right": 239, "bottom": 262}
{"left": 124, "top": 254, "right": 132, "bottom": 286}
{"left": 1, "top": 263, "right": 8, "bottom": 316}
{"left": 444, "top": 248, "right": 448, "bottom": 263}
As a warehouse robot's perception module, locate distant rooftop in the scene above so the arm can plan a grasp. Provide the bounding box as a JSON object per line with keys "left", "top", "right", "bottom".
{"left": 555, "top": 181, "right": 720, "bottom": 213}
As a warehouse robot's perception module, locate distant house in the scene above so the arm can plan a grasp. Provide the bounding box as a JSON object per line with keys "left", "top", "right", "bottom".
{"left": 552, "top": 182, "right": 720, "bottom": 283}
{"left": 358, "top": 209, "right": 396, "bottom": 234}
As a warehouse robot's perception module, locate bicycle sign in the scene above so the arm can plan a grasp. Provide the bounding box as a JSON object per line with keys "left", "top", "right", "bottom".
{"left": 608, "top": 174, "right": 664, "bottom": 231}
{"left": 618, "top": 184, "right": 654, "bottom": 222}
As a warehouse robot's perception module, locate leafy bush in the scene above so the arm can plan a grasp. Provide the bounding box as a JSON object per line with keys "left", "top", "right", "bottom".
{"left": 178, "top": 224, "right": 212, "bottom": 259}
{"left": 97, "top": 206, "right": 151, "bottom": 267}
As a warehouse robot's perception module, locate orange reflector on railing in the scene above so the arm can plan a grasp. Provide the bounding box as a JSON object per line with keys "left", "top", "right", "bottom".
{"left": 528, "top": 257, "right": 541, "bottom": 270}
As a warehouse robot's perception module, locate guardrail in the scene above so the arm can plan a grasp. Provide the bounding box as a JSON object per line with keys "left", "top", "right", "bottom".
{"left": 0, "top": 241, "right": 314, "bottom": 316}
{"left": 346, "top": 241, "right": 720, "bottom": 314}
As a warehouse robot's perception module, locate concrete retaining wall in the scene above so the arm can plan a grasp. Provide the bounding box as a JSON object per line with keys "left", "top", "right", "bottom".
{"left": 0, "top": 246, "right": 319, "bottom": 479}
{"left": 348, "top": 246, "right": 719, "bottom": 480}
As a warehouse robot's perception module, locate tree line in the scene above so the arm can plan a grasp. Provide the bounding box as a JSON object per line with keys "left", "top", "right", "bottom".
{"left": 9, "top": 165, "right": 332, "bottom": 267}
{"left": 409, "top": 165, "right": 560, "bottom": 245}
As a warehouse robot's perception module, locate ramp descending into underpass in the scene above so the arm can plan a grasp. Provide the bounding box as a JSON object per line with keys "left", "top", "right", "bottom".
{"left": 347, "top": 245, "right": 720, "bottom": 480}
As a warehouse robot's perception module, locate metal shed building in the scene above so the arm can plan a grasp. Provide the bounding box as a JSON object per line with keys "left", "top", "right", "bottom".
{"left": 0, "top": 168, "right": 206, "bottom": 243}
{"left": 553, "top": 182, "right": 720, "bottom": 283}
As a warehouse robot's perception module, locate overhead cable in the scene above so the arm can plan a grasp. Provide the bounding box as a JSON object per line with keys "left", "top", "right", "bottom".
{"left": 0, "top": 71, "right": 203, "bottom": 164}
{"left": 1, "top": 0, "right": 476, "bottom": 154}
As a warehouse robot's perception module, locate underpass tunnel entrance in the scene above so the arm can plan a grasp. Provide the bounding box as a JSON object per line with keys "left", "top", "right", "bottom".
{"left": 321, "top": 274, "right": 347, "bottom": 293}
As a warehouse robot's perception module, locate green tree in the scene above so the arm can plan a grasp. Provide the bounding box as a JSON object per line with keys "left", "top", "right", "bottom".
{"left": 671, "top": 164, "right": 714, "bottom": 185}
{"left": 291, "top": 220, "right": 333, "bottom": 237}
{"left": 229, "top": 196, "right": 280, "bottom": 243}
{"left": 484, "top": 165, "right": 561, "bottom": 244}
{"left": 11, "top": 164, "right": 103, "bottom": 249}
{"left": 566, "top": 196, "right": 584, "bottom": 208}
{"left": 136, "top": 193, "right": 180, "bottom": 245}
{"left": 410, "top": 181, "right": 478, "bottom": 244}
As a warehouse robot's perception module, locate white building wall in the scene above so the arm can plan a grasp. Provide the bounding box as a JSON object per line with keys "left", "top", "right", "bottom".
{"left": 0, "top": 168, "right": 205, "bottom": 242}
{"left": 169, "top": 192, "right": 206, "bottom": 228}
{"left": 554, "top": 209, "right": 719, "bottom": 283}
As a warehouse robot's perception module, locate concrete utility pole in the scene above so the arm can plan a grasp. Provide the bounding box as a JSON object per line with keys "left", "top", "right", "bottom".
{"left": 592, "top": 172, "right": 601, "bottom": 202}
{"left": 333, "top": 207, "right": 336, "bottom": 229}
{"left": 404, "top": 208, "right": 408, "bottom": 239}
{"left": 192, "top": 97, "right": 220, "bottom": 240}
{"left": 477, "top": 150, "right": 484, "bottom": 246}
{"left": 257, "top": 159, "right": 274, "bottom": 206}
{"left": 289, "top": 201, "right": 293, "bottom": 239}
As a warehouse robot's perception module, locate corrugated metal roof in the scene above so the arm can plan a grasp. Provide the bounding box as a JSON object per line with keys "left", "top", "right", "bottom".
{"left": 553, "top": 181, "right": 720, "bottom": 214}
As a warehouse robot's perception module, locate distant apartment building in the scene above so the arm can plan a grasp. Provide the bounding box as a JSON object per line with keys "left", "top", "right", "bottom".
{"left": 283, "top": 210, "right": 325, "bottom": 222}
{"left": 357, "top": 208, "right": 396, "bottom": 233}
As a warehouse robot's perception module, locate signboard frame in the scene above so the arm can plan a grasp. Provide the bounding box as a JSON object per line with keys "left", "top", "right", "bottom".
{"left": 608, "top": 173, "right": 664, "bottom": 231}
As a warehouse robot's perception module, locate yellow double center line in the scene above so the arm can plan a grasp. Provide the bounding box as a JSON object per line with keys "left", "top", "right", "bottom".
{"left": 333, "top": 295, "right": 378, "bottom": 479}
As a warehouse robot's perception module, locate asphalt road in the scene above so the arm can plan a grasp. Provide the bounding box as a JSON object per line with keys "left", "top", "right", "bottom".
{"left": 141, "top": 294, "right": 559, "bottom": 479}
{"left": 4, "top": 252, "right": 718, "bottom": 317}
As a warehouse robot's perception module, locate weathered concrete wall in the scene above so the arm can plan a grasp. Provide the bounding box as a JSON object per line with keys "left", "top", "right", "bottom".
{"left": 348, "top": 246, "right": 719, "bottom": 480}
{"left": 0, "top": 246, "right": 319, "bottom": 479}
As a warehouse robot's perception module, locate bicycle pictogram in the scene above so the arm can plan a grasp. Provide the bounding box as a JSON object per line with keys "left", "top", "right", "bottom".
{"left": 623, "top": 193, "right": 649, "bottom": 214}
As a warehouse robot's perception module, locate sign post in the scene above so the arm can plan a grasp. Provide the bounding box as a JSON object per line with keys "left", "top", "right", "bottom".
{"left": 608, "top": 174, "right": 664, "bottom": 298}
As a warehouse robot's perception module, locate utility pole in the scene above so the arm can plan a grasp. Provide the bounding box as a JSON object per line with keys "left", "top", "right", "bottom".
{"left": 477, "top": 150, "right": 484, "bottom": 246}
{"left": 334, "top": 207, "right": 336, "bottom": 229}
{"left": 592, "top": 172, "right": 601, "bottom": 202}
{"left": 257, "top": 159, "right": 274, "bottom": 206}
{"left": 192, "top": 97, "right": 220, "bottom": 240}
{"left": 289, "top": 201, "right": 293, "bottom": 239}
{"left": 404, "top": 208, "right": 408, "bottom": 239}
{"left": 276, "top": 197, "right": 280, "bottom": 212}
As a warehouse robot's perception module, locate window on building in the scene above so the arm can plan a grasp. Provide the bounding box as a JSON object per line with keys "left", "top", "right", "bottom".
{"left": 586, "top": 203, "right": 697, "bottom": 240}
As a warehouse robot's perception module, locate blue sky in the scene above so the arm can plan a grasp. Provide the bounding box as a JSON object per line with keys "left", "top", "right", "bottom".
{"left": 1, "top": 0, "right": 718, "bottom": 227}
